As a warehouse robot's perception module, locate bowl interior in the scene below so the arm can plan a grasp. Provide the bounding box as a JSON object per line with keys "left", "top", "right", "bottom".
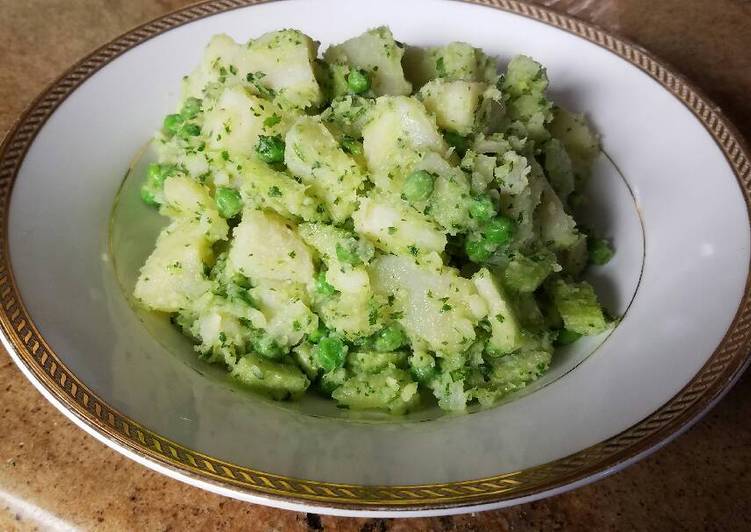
{"left": 6, "top": 0, "right": 748, "bottom": 487}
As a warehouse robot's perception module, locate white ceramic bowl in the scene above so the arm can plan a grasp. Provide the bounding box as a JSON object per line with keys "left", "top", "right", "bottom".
{"left": 1, "top": 0, "right": 750, "bottom": 517}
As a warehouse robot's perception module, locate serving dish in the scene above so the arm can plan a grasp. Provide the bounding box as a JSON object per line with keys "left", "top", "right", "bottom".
{"left": 1, "top": 0, "right": 749, "bottom": 517}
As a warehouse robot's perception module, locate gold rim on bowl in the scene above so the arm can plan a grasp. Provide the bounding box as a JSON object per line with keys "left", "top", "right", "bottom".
{"left": 1, "top": 0, "right": 750, "bottom": 512}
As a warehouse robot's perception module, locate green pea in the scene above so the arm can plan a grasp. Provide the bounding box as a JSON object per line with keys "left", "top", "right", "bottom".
{"left": 315, "top": 271, "right": 337, "bottom": 297}
{"left": 372, "top": 324, "right": 406, "bottom": 352}
{"left": 215, "top": 187, "right": 242, "bottom": 218}
{"left": 255, "top": 134, "right": 285, "bottom": 163}
{"left": 346, "top": 69, "right": 371, "bottom": 94}
{"left": 252, "top": 334, "right": 283, "bottom": 359}
{"left": 465, "top": 237, "right": 492, "bottom": 263}
{"left": 163, "top": 113, "right": 184, "bottom": 136}
{"left": 483, "top": 216, "right": 514, "bottom": 245}
{"left": 444, "top": 131, "right": 469, "bottom": 155}
{"left": 140, "top": 185, "right": 159, "bottom": 206}
{"left": 411, "top": 365, "right": 437, "bottom": 384}
{"left": 556, "top": 328, "right": 582, "bottom": 345}
{"left": 141, "top": 163, "right": 177, "bottom": 206}
{"left": 147, "top": 163, "right": 164, "bottom": 185}
{"left": 588, "top": 237, "right": 614, "bottom": 266}
{"left": 178, "top": 122, "right": 201, "bottom": 138}
{"left": 181, "top": 97, "right": 202, "bottom": 119}
{"left": 469, "top": 196, "right": 496, "bottom": 222}
{"left": 316, "top": 336, "right": 347, "bottom": 372}
{"left": 147, "top": 163, "right": 176, "bottom": 187}
{"left": 335, "top": 242, "right": 362, "bottom": 265}
{"left": 307, "top": 322, "right": 329, "bottom": 344}
{"left": 340, "top": 136, "right": 362, "bottom": 156}
{"left": 402, "top": 170, "right": 435, "bottom": 203}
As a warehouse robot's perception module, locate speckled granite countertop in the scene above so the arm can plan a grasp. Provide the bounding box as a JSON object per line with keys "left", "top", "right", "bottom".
{"left": 1, "top": 1, "right": 750, "bottom": 530}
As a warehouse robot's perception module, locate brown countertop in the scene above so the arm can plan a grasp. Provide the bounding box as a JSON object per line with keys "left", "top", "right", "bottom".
{"left": 1, "top": 1, "right": 750, "bottom": 530}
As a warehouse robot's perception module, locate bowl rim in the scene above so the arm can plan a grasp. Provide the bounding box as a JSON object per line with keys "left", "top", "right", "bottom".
{"left": 1, "top": 0, "right": 750, "bottom": 515}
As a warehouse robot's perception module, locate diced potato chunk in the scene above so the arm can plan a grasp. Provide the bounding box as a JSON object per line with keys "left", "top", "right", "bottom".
{"left": 419, "top": 79, "right": 486, "bottom": 135}
{"left": 412, "top": 152, "right": 471, "bottom": 234}
{"left": 227, "top": 209, "right": 313, "bottom": 284}
{"left": 550, "top": 279, "right": 608, "bottom": 335}
{"left": 182, "top": 30, "right": 323, "bottom": 110}
{"left": 543, "top": 138, "right": 575, "bottom": 202}
{"left": 403, "top": 42, "right": 497, "bottom": 88}
{"left": 362, "top": 96, "right": 447, "bottom": 184}
{"left": 353, "top": 196, "right": 446, "bottom": 256}
{"left": 347, "top": 351, "right": 407, "bottom": 375}
{"left": 536, "top": 177, "right": 579, "bottom": 250}
{"left": 503, "top": 55, "right": 549, "bottom": 97}
{"left": 251, "top": 280, "right": 317, "bottom": 347}
{"left": 502, "top": 250, "right": 559, "bottom": 293}
{"left": 484, "top": 348, "right": 552, "bottom": 395}
{"left": 316, "top": 280, "right": 375, "bottom": 339}
{"left": 284, "top": 116, "right": 364, "bottom": 222}
{"left": 181, "top": 34, "right": 245, "bottom": 100}
{"left": 320, "top": 95, "right": 375, "bottom": 138}
{"left": 559, "top": 233, "right": 588, "bottom": 277}
{"left": 370, "top": 254, "right": 484, "bottom": 353}
{"left": 190, "top": 294, "right": 264, "bottom": 364}
{"left": 324, "top": 27, "right": 412, "bottom": 96}
{"left": 499, "top": 159, "right": 545, "bottom": 247}
{"left": 472, "top": 268, "right": 523, "bottom": 354}
{"left": 549, "top": 107, "right": 600, "bottom": 185}
{"left": 245, "top": 30, "right": 324, "bottom": 109}
{"left": 134, "top": 221, "right": 213, "bottom": 312}
{"left": 203, "top": 86, "right": 274, "bottom": 155}
{"left": 228, "top": 155, "right": 322, "bottom": 222}
{"left": 494, "top": 151, "right": 531, "bottom": 196}
{"left": 232, "top": 355, "right": 310, "bottom": 399}
{"left": 161, "top": 176, "right": 228, "bottom": 242}
{"left": 332, "top": 367, "right": 419, "bottom": 414}
{"left": 298, "top": 223, "right": 376, "bottom": 338}
{"left": 298, "top": 222, "right": 357, "bottom": 263}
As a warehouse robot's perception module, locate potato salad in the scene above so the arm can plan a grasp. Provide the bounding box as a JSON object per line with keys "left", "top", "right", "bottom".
{"left": 133, "top": 27, "right": 613, "bottom": 413}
